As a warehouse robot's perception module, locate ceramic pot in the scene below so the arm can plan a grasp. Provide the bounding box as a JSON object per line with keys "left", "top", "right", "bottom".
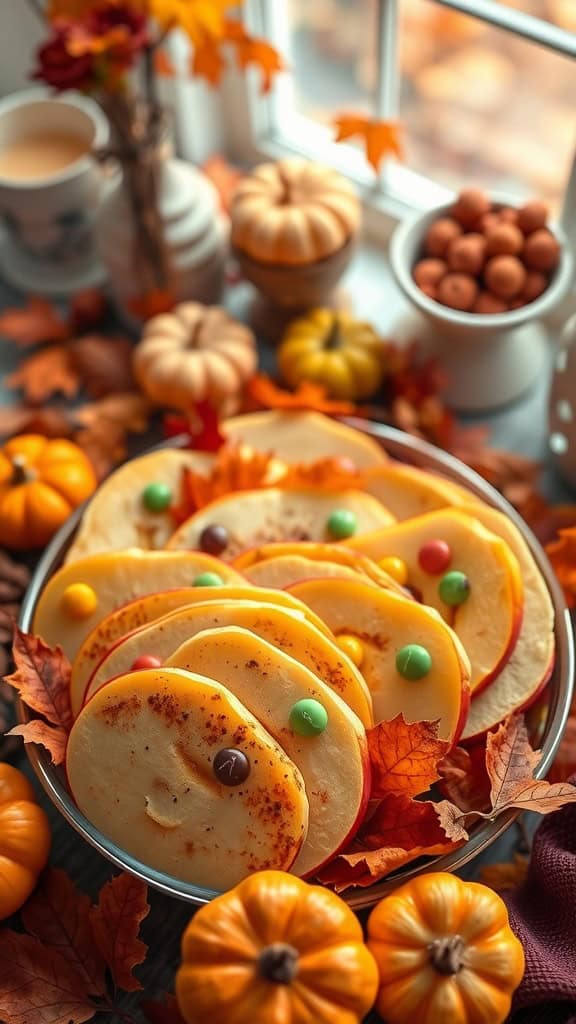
{"left": 95, "top": 158, "right": 227, "bottom": 320}
{"left": 390, "top": 194, "right": 574, "bottom": 413}
{"left": 549, "top": 313, "right": 576, "bottom": 488}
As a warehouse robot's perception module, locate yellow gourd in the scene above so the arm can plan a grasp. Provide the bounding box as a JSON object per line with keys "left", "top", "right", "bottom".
{"left": 278, "top": 309, "right": 384, "bottom": 400}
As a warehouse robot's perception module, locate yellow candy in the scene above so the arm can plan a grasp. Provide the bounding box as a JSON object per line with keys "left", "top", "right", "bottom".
{"left": 336, "top": 634, "right": 364, "bottom": 668}
{"left": 379, "top": 556, "right": 408, "bottom": 585}
{"left": 61, "top": 583, "right": 98, "bottom": 620}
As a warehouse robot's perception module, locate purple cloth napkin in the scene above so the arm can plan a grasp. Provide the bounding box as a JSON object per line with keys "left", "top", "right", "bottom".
{"left": 505, "top": 791, "right": 576, "bottom": 1019}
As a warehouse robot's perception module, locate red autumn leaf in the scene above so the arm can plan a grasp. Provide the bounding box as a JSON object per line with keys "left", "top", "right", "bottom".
{"left": 0, "top": 930, "right": 96, "bottom": 1024}
{"left": 479, "top": 853, "right": 530, "bottom": 893}
{"left": 21, "top": 868, "right": 106, "bottom": 997}
{"left": 6, "top": 346, "right": 79, "bottom": 404}
{"left": 367, "top": 714, "right": 449, "bottom": 800}
{"left": 69, "top": 335, "right": 135, "bottom": 398}
{"left": 359, "top": 792, "right": 462, "bottom": 851}
{"left": 142, "top": 994, "right": 186, "bottom": 1024}
{"left": 0, "top": 296, "right": 68, "bottom": 346}
{"left": 172, "top": 446, "right": 274, "bottom": 523}
{"left": 546, "top": 526, "right": 576, "bottom": 609}
{"left": 67, "top": 289, "right": 107, "bottom": 333}
{"left": 437, "top": 743, "right": 491, "bottom": 814}
{"left": 184, "top": 400, "right": 226, "bottom": 453}
{"left": 127, "top": 288, "right": 176, "bottom": 320}
{"left": 7, "top": 720, "right": 68, "bottom": 765}
{"left": 89, "top": 873, "right": 150, "bottom": 992}
{"left": 5, "top": 628, "right": 73, "bottom": 731}
{"left": 248, "top": 375, "right": 357, "bottom": 416}
{"left": 333, "top": 115, "right": 403, "bottom": 172}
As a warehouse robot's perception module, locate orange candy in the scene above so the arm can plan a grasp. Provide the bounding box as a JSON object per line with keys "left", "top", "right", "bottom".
{"left": 437, "top": 272, "right": 478, "bottom": 311}
{"left": 424, "top": 218, "right": 462, "bottom": 257}
{"left": 523, "top": 228, "right": 560, "bottom": 272}
{"left": 484, "top": 255, "right": 527, "bottom": 299}
{"left": 447, "top": 234, "right": 486, "bottom": 275}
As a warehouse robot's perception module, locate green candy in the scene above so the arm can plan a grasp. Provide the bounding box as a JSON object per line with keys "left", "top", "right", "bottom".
{"left": 395, "top": 644, "right": 432, "bottom": 681}
{"left": 327, "top": 508, "right": 357, "bottom": 539}
{"left": 289, "top": 698, "right": 328, "bottom": 737}
{"left": 438, "top": 570, "right": 471, "bottom": 607}
{"left": 193, "top": 572, "right": 224, "bottom": 587}
{"left": 142, "top": 482, "right": 172, "bottom": 513}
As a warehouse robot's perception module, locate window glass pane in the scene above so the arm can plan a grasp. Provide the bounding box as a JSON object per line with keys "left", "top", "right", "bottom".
{"left": 283, "top": 0, "right": 379, "bottom": 123}
{"left": 399, "top": 0, "right": 575, "bottom": 210}
{"left": 496, "top": 0, "right": 575, "bottom": 30}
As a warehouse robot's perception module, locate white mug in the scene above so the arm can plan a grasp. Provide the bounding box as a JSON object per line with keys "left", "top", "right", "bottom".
{"left": 0, "top": 86, "right": 109, "bottom": 294}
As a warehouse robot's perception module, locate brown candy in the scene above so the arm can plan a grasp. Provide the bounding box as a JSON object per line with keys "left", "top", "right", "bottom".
{"left": 413, "top": 258, "right": 447, "bottom": 288}
{"left": 484, "top": 255, "right": 526, "bottom": 299}
{"left": 452, "top": 188, "right": 491, "bottom": 227}
{"left": 517, "top": 199, "right": 548, "bottom": 235}
{"left": 436, "top": 273, "right": 478, "bottom": 311}
{"left": 199, "top": 523, "right": 230, "bottom": 555}
{"left": 523, "top": 228, "right": 560, "bottom": 272}
{"left": 485, "top": 223, "right": 524, "bottom": 257}
{"left": 472, "top": 291, "right": 508, "bottom": 314}
{"left": 424, "top": 217, "right": 462, "bottom": 257}
{"left": 213, "top": 748, "right": 250, "bottom": 786}
{"left": 446, "top": 233, "right": 486, "bottom": 275}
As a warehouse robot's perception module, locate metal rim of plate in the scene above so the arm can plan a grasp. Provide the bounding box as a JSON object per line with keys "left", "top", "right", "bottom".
{"left": 18, "top": 420, "right": 575, "bottom": 910}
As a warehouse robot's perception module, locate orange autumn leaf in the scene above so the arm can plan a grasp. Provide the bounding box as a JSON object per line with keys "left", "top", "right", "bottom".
{"left": 6, "top": 346, "right": 79, "bottom": 404}
{"left": 69, "top": 335, "right": 136, "bottom": 398}
{"left": 0, "top": 931, "right": 96, "bottom": 1024}
{"left": 248, "top": 374, "right": 357, "bottom": 415}
{"left": 485, "top": 714, "right": 576, "bottom": 816}
{"left": 172, "top": 445, "right": 275, "bottom": 523}
{"left": 127, "top": 288, "right": 176, "bottom": 320}
{"left": 154, "top": 48, "right": 176, "bottom": 77}
{"left": 22, "top": 868, "right": 107, "bottom": 998}
{"left": 89, "top": 874, "right": 150, "bottom": 993}
{"left": 479, "top": 853, "right": 530, "bottom": 893}
{"left": 437, "top": 743, "right": 491, "bottom": 814}
{"left": 359, "top": 792, "right": 462, "bottom": 851}
{"left": 7, "top": 720, "right": 68, "bottom": 766}
{"left": 546, "top": 526, "right": 576, "bottom": 609}
{"left": 368, "top": 714, "right": 449, "bottom": 800}
{"left": 333, "top": 115, "right": 403, "bottom": 172}
{"left": 0, "top": 296, "right": 68, "bottom": 347}
{"left": 6, "top": 628, "right": 72, "bottom": 731}
{"left": 191, "top": 35, "right": 226, "bottom": 86}
{"left": 317, "top": 841, "right": 454, "bottom": 893}
{"left": 282, "top": 456, "right": 363, "bottom": 491}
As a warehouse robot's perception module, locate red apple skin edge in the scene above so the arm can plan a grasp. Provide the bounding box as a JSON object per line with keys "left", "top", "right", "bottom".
{"left": 450, "top": 677, "right": 472, "bottom": 751}
{"left": 467, "top": 590, "right": 524, "bottom": 697}
{"left": 461, "top": 648, "right": 555, "bottom": 745}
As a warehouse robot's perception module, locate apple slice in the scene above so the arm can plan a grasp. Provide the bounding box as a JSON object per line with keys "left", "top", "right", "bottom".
{"left": 459, "top": 505, "right": 555, "bottom": 740}
{"left": 288, "top": 578, "right": 470, "bottom": 746}
{"left": 33, "top": 549, "right": 245, "bottom": 663}
{"left": 348, "top": 509, "right": 524, "bottom": 694}
{"left": 223, "top": 409, "right": 388, "bottom": 467}
{"left": 233, "top": 541, "right": 406, "bottom": 594}
{"left": 70, "top": 584, "right": 329, "bottom": 718}
{"left": 84, "top": 599, "right": 374, "bottom": 727}
{"left": 65, "top": 448, "right": 215, "bottom": 564}
{"left": 165, "top": 488, "right": 395, "bottom": 560}
{"left": 67, "top": 667, "right": 309, "bottom": 889}
{"left": 362, "top": 463, "right": 482, "bottom": 520}
{"left": 166, "top": 626, "right": 369, "bottom": 877}
{"left": 243, "top": 556, "right": 373, "bottom": 589}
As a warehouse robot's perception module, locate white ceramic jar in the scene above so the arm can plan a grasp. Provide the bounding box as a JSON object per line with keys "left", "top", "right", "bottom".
{"left": 548, "top": 313, "right": 576, "bottom": 488}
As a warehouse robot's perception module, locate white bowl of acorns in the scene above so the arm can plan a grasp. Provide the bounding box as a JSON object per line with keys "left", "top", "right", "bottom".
{"left": 390, "top": 188, "right": 573, "bottom": 412}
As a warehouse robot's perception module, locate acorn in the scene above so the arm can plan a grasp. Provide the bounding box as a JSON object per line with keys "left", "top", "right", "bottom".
{"left": 451, "top": 188, "right": 491, "bottom": 227}
{"left": 517, "top": 199, "right": 548, "bottom": 235}
{"left": 424, "top": 218, "right": 462, "bottom": 257}
{"left": 437, "top": 272, "right": 478, "bottom": 311}
{"left": 484, "top": 255, "right": 527, "bottom": 299}
{"left": 523, "top": 228, "right": 560, "bottom": 272}
{"left": 485, "top": 222, "right": 524, "bottom": 257}
{"left": 446, "top": 233, "right": 486, "bottom": 275}
{"left": 413, "top": 258, "right": 447, "bottom": 288}
{"left": 472, "top": 291, "right": 508, "bottom": 314}
{"left": 521, "top": 270, "right": 548, "bottom": 303}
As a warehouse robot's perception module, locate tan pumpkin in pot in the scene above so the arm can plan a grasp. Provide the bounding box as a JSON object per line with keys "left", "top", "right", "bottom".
{"left": 133, "top": 302, "right": 257, "bottom": 414}
{"left": 231, "top": 159, "right": 361, "bottom": 266}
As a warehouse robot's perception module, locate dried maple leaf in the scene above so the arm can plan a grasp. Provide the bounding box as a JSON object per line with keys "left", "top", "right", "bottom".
{"left": 21, "top": 868, "right": 106, "bottom": 997}
{"left": 359, "top": 792, "right": 461, "bottom": 850}
{"left": 230, "top": 26, "right": 286, "bottom": 94}
{"left": 127, "top": 288, "right": 176, "bottom": 320}
{"left": 67, "top": 289, "right": 107, "bottom": 334}
{"left": 248, "top": 374, "right": 357, "bottom": 415}
{"left": 89, "top": 873, "right": 150, "bottom": 993}
{"left": 142, "top": 994, "right": 186, "bottom": 1024}
{"left": 333, "top": 115, "right": 403, "bottom": 172}
{"left": 191, "top": 35, "right": 225, "bottom": 86}
{"left": 484, "top": 714, "right": 576, "bottom": 816}
{"left": 0, "top": 296, "right": 68, "bottom": 347}
{"left": 368, "top": 714, "right": 449, "bottom": 800}
{"left": 437, "top": 743, "right": 491, "bottom": 814}
{"left": 6, "top": 346, "right": 79, "bottom": 404}
{"left": 5, "top": 628, "right": 72, "bottom": 731}
{"left": 0, "top": 930, "right": 96, "bottom": 1024}
{"left": 546, "top": 527, "right": 576, "bottom": 609}
{"left": 7, "top": 720, "right": 68, "bottom": 765}
{"left": 479, "top": 853, "right": 529, "bottom": 893}
{"left": 317, "top": 841, "right": 454, "bottom": 893}
{"left": 69, "top": 335, "right": 135, "bottom": 398}
{"left": 0, "top": 405, "right": 74, "bottom": 442}
{"left": 73, "top": 393, "right": 152, "bottom": 479}
{"left": 172, "top": 446, "right": 274, "bottom": 522}
{"left": 282, "top": 456, "right": 362, "bottom": 491}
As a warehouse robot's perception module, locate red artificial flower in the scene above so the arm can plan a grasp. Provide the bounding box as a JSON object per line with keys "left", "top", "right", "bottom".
{"left": 32, "top": 22, "right": 96, "bottom": 92}
{"left": 71, "top": 3, "right": 149, "bottom": 74}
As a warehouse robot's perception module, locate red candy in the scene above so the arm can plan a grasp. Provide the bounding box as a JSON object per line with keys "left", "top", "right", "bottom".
{"left": 131, "top": 654, "right": 163, "bottom": 670}
{"left": 418, "top": 539, "right": 452, "bottom": 574}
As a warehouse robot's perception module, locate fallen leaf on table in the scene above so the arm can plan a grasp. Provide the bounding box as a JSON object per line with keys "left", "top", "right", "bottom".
{"left": 5, "top": 346, "right": 79, "bottom": 404}
{"left": 333, "top": 115, "right": 403, "bottom": 172}
{"left": 0, "top": 930, "right": 96, "bottom": 1024}
{"left": 67, "top": 289, "right": 108, "bottom": 334}
{"left": 546, "top": 527, "right": 576, "bottom": 609}
{"left": 0, "top": 296, "right": 68, "bottom": 346}
{"left": 5, "top": 628, "right": 72, "bottom": 731}
{"left": 437, "top": 743, "right": 491, "bottom": 814}
{"left": 73, "top": 393, "right": 151, "bottom": 479}
{"left": 7, "top": 719, "right": 68, "bottom": 765}
{"left": 89, "top": 873, "right": 150, "bottom": 993}
{"left": 69, "top": 335, "right": 135, "bottom": 398}
{"left": 142, "top": 994, "right": 186, "bottom": 1024}
{"left": 368, "top": 714, "right": 449, "bottom": 800}
{"left": 479, "top": 853, "right": 529, "bottom": 893}
{"left": 247, "top": 374, "right": 357, "bottom": 415}
{"left": 22, "top": 868, "right": 106, "bottom": 997}
{"left": 0, "top": 405, "right": 74, "bottom": 442}
{"left": 359, "top": 792, "right": 462, "bottom": 850}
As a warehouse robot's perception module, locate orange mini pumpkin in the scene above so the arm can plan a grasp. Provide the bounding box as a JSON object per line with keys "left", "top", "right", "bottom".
{"left": 0, "top": 434, "right": 97, "bottom": 550}
{"left": 0, "top": 763, "right": 51, "bottom": 920}
{"left": 176, "top": 870, "right": 379, "bottom": 1024}
{"left": 367, "top": 872, "right": 525, "bottom": 1024}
